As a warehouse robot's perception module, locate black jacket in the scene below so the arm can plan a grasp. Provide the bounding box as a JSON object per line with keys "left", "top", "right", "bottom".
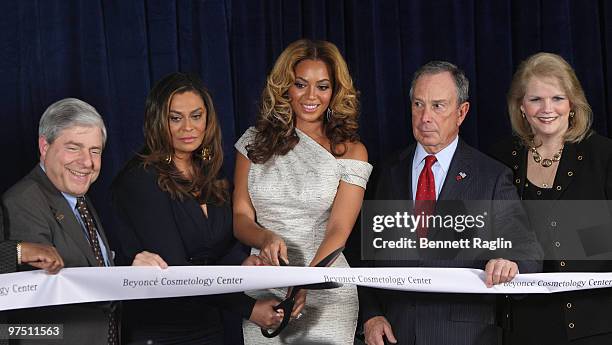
{"left": 489, "top": 133, "right": 612, "bottom": 344}
{"left": 110, "top": 160, "right": 255, "bottom": 344}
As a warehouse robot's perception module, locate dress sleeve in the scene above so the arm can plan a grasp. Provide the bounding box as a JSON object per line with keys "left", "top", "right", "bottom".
{"left": 0, "top": 208, "right": 17, "bottom": 273}
{"left": 338, "top": 160, "right": 373, "bottom": 189}
{"left": 0, "top": 240, "right": 17, "bottom": 273}
{"left": 207, "top": 293, "right": 257, "bottom": 319}
{"left": 234, "top": 127, "right": 257, "bottom": 158}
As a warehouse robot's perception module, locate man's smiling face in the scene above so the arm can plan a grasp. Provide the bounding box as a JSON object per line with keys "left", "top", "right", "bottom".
{"left": 39, "top": 125, "right": 103, "bottom": 196}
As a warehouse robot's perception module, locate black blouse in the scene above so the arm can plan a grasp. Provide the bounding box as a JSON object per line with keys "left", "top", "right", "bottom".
{"left": 522, "top": 180, "right": 555, "bottom": 200}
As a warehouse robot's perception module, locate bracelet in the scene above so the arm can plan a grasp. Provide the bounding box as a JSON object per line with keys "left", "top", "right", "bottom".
{"left": 16, "top": 242, "right": 22, "bottom": 265}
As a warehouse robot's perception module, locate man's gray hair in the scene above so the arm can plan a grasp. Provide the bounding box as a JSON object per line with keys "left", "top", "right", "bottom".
{"left": 409, "top": 61, "right": 470, "bottom": 104}
{"left": 39, "top": 98, "right": 107, "bottom": 146}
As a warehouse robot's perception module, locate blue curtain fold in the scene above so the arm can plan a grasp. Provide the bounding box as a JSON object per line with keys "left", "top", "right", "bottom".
{"left": 2, "top": 0, "right": 612, "bottom": 221}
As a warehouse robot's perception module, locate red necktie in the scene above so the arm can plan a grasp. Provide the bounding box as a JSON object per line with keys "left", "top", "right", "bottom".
{"left": 415, "top": 155, "right": 437, "bottom": 238}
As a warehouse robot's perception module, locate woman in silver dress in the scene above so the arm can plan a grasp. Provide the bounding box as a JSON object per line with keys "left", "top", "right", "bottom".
{"left": 234, "top": 39, "right": 372, "bottom": 344}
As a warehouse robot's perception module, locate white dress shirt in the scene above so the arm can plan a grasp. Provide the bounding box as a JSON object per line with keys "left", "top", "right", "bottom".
{"left": 411, "top": 135, "right": 459, "bottom": 200}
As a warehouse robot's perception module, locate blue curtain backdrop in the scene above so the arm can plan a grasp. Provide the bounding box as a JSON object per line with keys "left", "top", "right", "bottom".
{"left": 2, "top": 1, "right": 612, "bottom": 342}
{"left": 2, "top": 0, "right": 612, "bottom": 251}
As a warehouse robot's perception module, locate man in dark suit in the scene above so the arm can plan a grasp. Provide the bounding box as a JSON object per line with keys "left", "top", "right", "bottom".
{"left": 2, "top": 98, "right": 121, "bottom": 345}
{"left": 360, "top": 61, "right": 542, "bottom": 345}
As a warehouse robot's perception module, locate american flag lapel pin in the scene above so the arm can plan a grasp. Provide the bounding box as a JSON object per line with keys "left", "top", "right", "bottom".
{"left": 456, "top": 172, "right": 467, "bottom": 181}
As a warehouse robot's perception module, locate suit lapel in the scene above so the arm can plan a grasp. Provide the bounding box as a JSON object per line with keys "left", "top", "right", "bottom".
{"left": 438, "top": 139, "right": 474, "bottom": 201}
{"left": 392, "top": 145, "right": 416, "bottom": 200}
{"left": 513, "top": 144, "right": 528, "bottom": 198}
{"left": 548, "top": 142, "right": 580, "bottom": 200}
{"left": 30, "top": 167, "right": 99, "bottom": 266}
{"left": 428, "top": 140, "right": 475, "bottom": 249}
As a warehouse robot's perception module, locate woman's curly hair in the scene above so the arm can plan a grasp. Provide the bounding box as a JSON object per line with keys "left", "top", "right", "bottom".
{"left": 247, "top": 39, "right": 360, "bottom": 163}
{"left": 139, "top": 72, "right": 229, "bottom": 205}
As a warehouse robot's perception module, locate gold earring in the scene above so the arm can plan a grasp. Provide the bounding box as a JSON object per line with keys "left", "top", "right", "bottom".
{"left": 201, "top": 146, "right": 212, "bottom": 161}
{"left": 164, "top": 155, "right": 172, "bottom": 164}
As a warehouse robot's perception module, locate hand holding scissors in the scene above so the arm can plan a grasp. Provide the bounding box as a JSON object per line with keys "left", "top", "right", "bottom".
{"left": 260, "top": 247, "right": 345, "bottom": 338}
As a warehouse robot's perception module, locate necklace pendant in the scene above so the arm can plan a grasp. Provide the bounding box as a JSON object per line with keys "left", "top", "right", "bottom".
{"left": 530, "top": 144, "right": 563, "bottom": 168}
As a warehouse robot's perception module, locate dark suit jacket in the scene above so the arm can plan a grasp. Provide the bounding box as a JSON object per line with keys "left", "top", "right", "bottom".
{"left": 490, "top": 133, "right": 612, "bottom": 344}
{"left": 0, "top": 208, "right": 16, "bottom": 274}
{"left": 110, "top": 161, "right": 255, "bottom": 344}
{"left": 0, "top": 208, "right": 15, "bottom": 345}
{"left": 1, "top": 165, "right": 114, "bottom": 345}
{"left": 360, "top": 138, "right": 542, "bottom": 345}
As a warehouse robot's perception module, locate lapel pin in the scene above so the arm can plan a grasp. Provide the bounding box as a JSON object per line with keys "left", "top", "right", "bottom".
{"left": 456, "top": 172, "right": 467, "bottom": 181}
{"left": 55, "top": 213, "right": 64, "bottom": 222}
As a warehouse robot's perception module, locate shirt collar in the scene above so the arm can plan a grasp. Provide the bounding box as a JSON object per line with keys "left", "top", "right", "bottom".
{"left": 62, "top": 192, "right": 78, "bottom": 210}
{"left": 39, "top": 163, "right": 80, "bottom": 210}
{"left": 414, "top": 135, "right": 459, "bottom": 174}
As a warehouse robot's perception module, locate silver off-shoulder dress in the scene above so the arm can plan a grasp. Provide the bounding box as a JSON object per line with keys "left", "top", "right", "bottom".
{"left": 236, "top": 127, "right": 372, "bottom": 345}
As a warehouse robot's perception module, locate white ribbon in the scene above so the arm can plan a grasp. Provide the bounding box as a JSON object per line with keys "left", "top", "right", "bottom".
{"left": 1, "top": 266, "right": 612, "bottom": 311}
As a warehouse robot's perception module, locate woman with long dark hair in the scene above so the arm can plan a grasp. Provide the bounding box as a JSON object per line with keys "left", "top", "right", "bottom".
{"left": 111, "top": 72, "right": 281, "bottom": 344}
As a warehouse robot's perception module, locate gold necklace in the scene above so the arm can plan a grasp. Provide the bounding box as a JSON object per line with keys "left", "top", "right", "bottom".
{"left": 530, "top": 146, "right": 563, "bottom": 168}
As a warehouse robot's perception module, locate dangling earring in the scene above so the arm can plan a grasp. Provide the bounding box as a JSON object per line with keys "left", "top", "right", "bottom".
{"left": 569, "top": 110, "right": 575, "bottom": 118}
{"left": 164, "top": 155, "right": 172, "bottom": 164}
{"left": 521, "top": 111, "right": 526, "bottom": 119}
{"left": 326, "top": 108, "right": 334, "bottom": 122}
{"left": 200, "top": 146, "right": 212, "bottom": 161}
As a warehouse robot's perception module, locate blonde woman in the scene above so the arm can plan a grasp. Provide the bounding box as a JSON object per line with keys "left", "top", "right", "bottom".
{"left": 234, "top": 39, "right": 372, "bottom": 344}
{"left": 491, "top": 53, "right": 612, "bottom": 345}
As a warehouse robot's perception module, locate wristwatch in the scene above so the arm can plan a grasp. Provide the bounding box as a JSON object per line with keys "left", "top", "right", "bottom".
{"left": 16, "top": 242, "right": 22, "bottom": 265}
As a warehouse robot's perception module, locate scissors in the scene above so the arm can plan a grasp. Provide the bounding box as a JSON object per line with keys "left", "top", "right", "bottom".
{"left": 260, "top": 247, "right": 345, "bottom": 338}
